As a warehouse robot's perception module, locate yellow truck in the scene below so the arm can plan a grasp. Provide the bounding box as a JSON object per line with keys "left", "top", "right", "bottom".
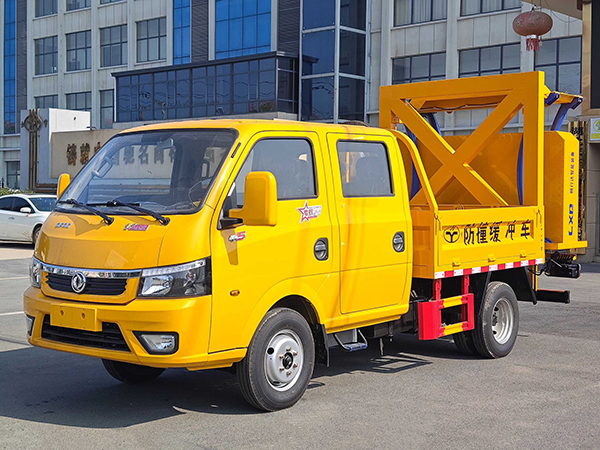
{"left": 24, "top": 72, "right": 585, "bottom": 411}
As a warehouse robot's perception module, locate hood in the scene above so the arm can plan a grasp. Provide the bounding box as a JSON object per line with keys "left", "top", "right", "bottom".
{"left": 36, "top": 208, "right": 213, "bottom": 270}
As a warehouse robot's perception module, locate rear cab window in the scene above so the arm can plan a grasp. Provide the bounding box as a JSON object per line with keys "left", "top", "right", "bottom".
{"left": 336, "top": 141, "right": 394, "bottom": 197}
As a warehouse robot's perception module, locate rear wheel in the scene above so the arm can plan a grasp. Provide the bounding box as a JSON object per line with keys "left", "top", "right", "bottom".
{"left": 102, "top": 359, "right": 165, "bottom": 384}
{"left": 472, "top": 281, "right": 519, "bottom": 359}
{"left": 237, "top": 308, "right": 315, "bottom": 411}
{"left": 453, "top": 330, "right": 478, "bottom": 356}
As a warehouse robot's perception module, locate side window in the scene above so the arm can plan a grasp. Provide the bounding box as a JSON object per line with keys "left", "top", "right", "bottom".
{"left": 337, "top": 141, "right": 393, "bottom": 197}
{"left": 12, "top": 198, "right": 30, "bottom": 212}
{"left": 0, "top": 197, "right": 13, "bottom": 211}
{"left": 226, "top": 139, "right": 317, "bottom": 213}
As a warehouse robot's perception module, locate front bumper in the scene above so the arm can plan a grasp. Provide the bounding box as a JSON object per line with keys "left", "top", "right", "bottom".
{"left": 24, "top": 287, "right": 216, "bottom": 369}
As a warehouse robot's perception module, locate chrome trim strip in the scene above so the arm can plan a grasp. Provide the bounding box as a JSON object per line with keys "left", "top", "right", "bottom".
{"left": 41, "top": 262, "right": 141, "bottom": 279}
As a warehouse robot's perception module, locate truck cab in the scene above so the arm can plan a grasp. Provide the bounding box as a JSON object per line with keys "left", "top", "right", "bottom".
{"left": 24, "top": 120, "right": 413, "bottom": 410}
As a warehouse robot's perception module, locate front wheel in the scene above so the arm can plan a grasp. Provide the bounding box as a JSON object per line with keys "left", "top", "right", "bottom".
{"left": 237, "top": 308, "right": 315, "bottom": 411}
{"left": 102, "top": 359, "right": 165, "bottom": 384}
{"left": 472, "top": 281, "right": 519, "bottom": 359}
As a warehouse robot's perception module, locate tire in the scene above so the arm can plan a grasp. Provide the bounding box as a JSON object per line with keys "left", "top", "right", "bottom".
{"left": 102, "top": 359, "right": 165, "bottom": 384}
{"left": 32, "top": 226, "right": 41, "bottom": 247}
{"left": 472, "top": 281, "right": 519, "bottom": 359}
{"left": 237, "top": 308, "right": 315, "bottom": 411}
{"left": 453, "top": 330, "right": 479, "bottom": 356}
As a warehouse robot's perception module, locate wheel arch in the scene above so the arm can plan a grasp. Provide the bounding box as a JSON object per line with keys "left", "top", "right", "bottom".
{"left": 31, "top": 223, "right": 43, "bottom": 241}
{"left": 239, "top": 280, "right": 330, "bottom": 366}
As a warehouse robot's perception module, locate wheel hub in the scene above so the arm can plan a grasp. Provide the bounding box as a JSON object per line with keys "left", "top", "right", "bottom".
{"left": 264, "top": 331, "right": 303, "bottom": 391}
{"left": 491, "top": 297, "right": 514, "bottom": 345}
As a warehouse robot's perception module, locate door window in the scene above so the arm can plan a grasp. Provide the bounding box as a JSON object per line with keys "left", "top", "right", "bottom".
{"left": 0, "top": 197, "right": 14, "bottom": 211}
{"left": 336, "top": 141, "right": 393, "bottom": 197}
{"left": 12, "top": 198, "right": 30, "bottom": 213}
{"left": 226, "top": 138, "right": 317, "bottom": 214}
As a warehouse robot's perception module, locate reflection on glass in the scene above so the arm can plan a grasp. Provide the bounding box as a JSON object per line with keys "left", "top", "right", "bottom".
{"left": 340, "top": 31, "right": 365, "bottom": 76}
{"left": 302, "top": 31, "right": 335, "bottom": 76}
{"left": 303, "top": 0, "right": 335, "bottom": 29}
{"left": 302, "top": 77, "right": 334, "bottom": 121}
{"left": 338, "top": 77, "right": 364, "bottom": 121}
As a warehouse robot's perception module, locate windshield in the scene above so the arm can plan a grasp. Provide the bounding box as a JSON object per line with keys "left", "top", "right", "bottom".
{"left": 29, "top": 197, "right": 56, "bottom": 212}
{"left": 57, "top": 129, "right": 237, "bottom": 215}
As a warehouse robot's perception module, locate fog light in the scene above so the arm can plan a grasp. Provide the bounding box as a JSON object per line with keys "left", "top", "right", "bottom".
{"left": 25, "top": 315, "right": 35, "bottom": 336}
{"left": 134, "top": 332, "right": 178, "bottom": 354}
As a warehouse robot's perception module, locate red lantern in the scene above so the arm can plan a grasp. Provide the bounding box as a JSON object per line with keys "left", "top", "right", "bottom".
{"left": 513, "top": 9, "right": 553, "bottom": 51}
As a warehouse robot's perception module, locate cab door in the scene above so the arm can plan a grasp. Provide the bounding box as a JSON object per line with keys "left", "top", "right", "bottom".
{"left": 209, "top": 132, "right": 337, "bottom": 353}
{"left": 327, "top": 133, "right": 412, "bottom": 315}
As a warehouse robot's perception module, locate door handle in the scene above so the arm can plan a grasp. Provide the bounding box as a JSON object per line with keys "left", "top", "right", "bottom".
{"left": 314, "top": 238, "right": 329, "bottom": 261}
{"left": 8, "top": 217, "right": 15, "bottom": 220}
{"left": 393, "top": 232, "right": 405, "bottom": 252}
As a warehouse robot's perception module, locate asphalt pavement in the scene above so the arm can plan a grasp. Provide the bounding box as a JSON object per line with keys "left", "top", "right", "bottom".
{"left": 0, "top": 244, "right": 599, "bottom": 450}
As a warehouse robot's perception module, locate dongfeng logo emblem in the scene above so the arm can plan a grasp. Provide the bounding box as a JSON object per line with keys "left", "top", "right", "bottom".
{"left": 71, "top": 272, "right": 87, "bottom": 294}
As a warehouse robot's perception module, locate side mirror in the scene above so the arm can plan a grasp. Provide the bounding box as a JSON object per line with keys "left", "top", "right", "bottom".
{"left": 57, "top": 173, "right": 71, "bottom": 199}
{"left": 20, "top": 207, "right": 32, "bottom": 214}
{"left": 229, "top": 172, "right": 277, "bottom": 226}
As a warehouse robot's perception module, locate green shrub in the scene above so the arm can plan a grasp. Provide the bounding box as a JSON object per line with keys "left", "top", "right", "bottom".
{"left": 0, "top": 188, "right": 33, "bottom": 197}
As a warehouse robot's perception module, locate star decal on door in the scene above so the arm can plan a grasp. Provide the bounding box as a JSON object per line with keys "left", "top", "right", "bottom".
{"left": 297, "top": 201, "right": 322, "bottom": 223}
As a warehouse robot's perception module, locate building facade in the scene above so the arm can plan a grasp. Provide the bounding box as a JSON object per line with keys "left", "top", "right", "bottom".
{"left": 0, "top": 0, "right": 26, "bottom": 189}
{"left": 368, "top": 0, "right": 583, "bottom": 131}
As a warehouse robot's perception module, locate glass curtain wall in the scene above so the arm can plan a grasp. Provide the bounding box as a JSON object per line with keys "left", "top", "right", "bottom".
{"left": 4, "top": 0, "right": 17, "bottom": 134}
{"left": 301, "top": 0, "right": 367, "bottom": 122}
{"left": 215, "top": 0, "right": 271, "bottom": 59}
{"left": 174, "top": 0, "right": 191, "bottom": 65}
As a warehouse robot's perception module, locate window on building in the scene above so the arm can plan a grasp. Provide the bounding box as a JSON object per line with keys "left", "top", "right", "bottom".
{"left": 66, "top": 92, "right": 92, "bottom": 112}
{"left": 35, "top": 36, "right": 58, "bottom": 76}
{"left": 100, "top": 90, "right": 114, "bottom": 129}
{"left": 215, "top": 0, "right": 271, "bottom": 59}
{"left": 459, "top": 43, "right": 520, "bottom": 77}
{"left": 394, "top": 0, "right": 447, "bottom": 27}
{"left": 393, "top": 52, "right": 446, "bottom": 84}
{"left": 174, "top": 0, "right": 191, "bottom": 65}
{"left": 4, "top": 0, "right": 17, "bottom": 135}
{"left": 66, "top": 30, "right": 92, "bottom": 71}
{"left": 337, "top": 141, "right": 393, "bottom": 197}
{"left": 100, "top": 0, "right": 123, "bottom": 4}
{"left": 461, "top": 0, "right": 521, "bottom": 16}
{"left": 101, "top": 25, "right": 127, "bottom": 67}
{"left": 231, "top": 139, "right": 317, "bottom": 206}
{"left": 535, "top": 36, "right": 582, "bottom": 94}
{"left": 66, "top": 0, "right": 91, "bottom": 11}
{"left": 6, "top": 161, "right": 20, "bottom": 189}
{"left": 341, "top": 0, "right": 367, "bottom": 30}
{"left": 137, "top": 18, "right": 167, "bottom": 62}
{"left": 301, "top": 77, "right": 335, "bottom": 121}
{"left": 35, "top": 95, "right": 58, "bottom": 109}
{"left": 35, "top": 0, "right": 57, "bottom": 17}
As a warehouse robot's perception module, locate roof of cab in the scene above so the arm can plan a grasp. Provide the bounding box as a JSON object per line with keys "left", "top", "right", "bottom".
{"left": 118, "top": 119, "right": 392, "bottom": 137}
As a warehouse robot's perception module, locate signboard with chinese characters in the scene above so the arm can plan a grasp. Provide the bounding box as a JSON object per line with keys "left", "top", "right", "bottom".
{"left": 51, "top": 129, "right": 120, "bottom": 178}
{"left": 589, "top": 118, "right": 600, "bottom": 142}
{"left": 442, "top": 220, "right": 534, "bottom": 248}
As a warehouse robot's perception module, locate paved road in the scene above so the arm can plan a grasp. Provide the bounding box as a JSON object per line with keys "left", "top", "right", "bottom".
{"left": 0, "top": 251, "right": 599, "bottom": 449}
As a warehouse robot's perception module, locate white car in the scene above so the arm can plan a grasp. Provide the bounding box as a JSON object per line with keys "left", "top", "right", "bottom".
{"left": 0, "top": 194, "right": 56, "bottom": 245}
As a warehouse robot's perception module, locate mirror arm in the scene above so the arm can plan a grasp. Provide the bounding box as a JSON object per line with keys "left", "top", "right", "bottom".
{"left": 220, "top": 217, "right": 242, "bottom": 229}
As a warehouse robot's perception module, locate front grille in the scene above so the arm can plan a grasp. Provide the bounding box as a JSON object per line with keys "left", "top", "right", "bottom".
{"left": 46, "top": 273, "right": 127, "bottom": 296}
{"left": 41, "top": 315, "right": 130, "bottom": 352}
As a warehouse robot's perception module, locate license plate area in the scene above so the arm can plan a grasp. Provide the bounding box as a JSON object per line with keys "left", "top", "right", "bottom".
{"left": 50, "top": 304, "right": 101, "bottom": 332}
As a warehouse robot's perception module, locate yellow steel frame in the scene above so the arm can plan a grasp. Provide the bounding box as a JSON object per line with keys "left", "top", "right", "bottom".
{"left": 379, "top": 72, "right": 584, "bottom": 278}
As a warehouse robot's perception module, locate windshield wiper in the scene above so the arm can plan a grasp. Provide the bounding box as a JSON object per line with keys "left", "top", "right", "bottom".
{"left": 102, "top": 199, "right": 170, "bottom": 225}
{"left": 58, "top": 199, "right": 114, "bottom": 225}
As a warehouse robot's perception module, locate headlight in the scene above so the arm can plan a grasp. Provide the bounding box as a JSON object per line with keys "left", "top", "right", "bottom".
{"left": 29, "top": 257, "right": 42, "bottom": 288}
{"left": 138, "top": 258, "right": 211, "bottom": 298}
